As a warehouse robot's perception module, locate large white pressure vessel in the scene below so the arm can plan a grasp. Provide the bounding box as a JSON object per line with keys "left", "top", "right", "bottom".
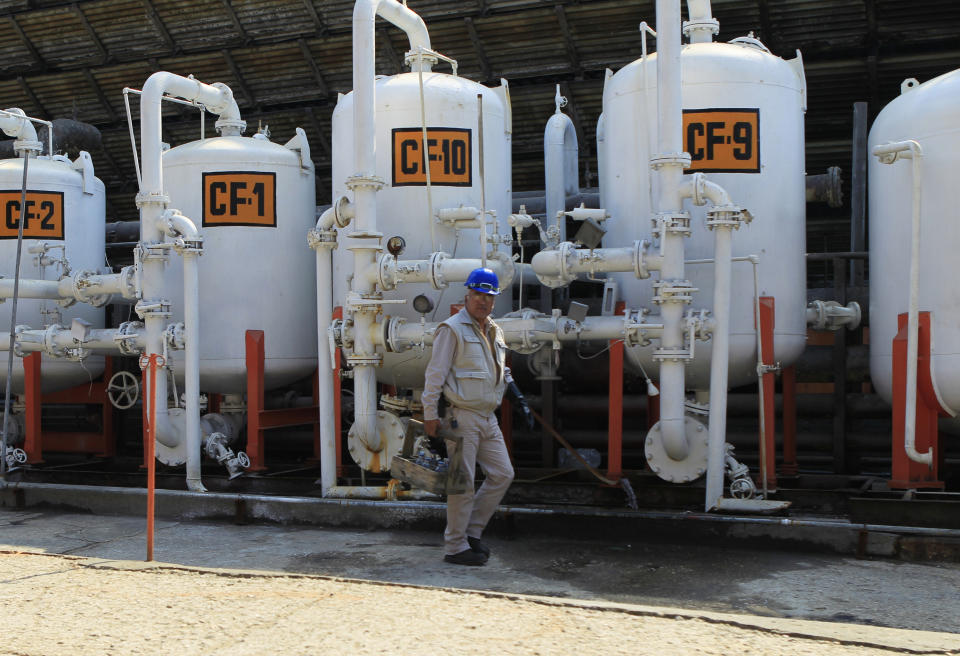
{"left": 162, "top": 132, "right": 317, "bottom": 393}
{"left": 0, "top": 153, "right": 105, "bottom": 393}
{"left": 869, "top": 70, "right": 960, "bottom": 418}
{"left": 599, "top": 37, "right": 807, "bottom": 389}
{"left": 332, "top": 72, "right": 513, "bottom": 389}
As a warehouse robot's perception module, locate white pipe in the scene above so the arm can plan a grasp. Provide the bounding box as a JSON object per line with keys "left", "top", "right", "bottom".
{"left": 315, "top": 240, "right": 337, "bottom": 495}
{"left": 872, "top": 140, "right": 932, "bottom": 466}
{"left": 0, "top": 269, "right": 137, "bottom": 304}
{"left": 704, "top": 222, "right": 735, "bottom": 510}
{"left": 653, "top": 0, "right": 689, "bottom": 462}
{"left": 684, "top": 0, "right": 717, "bottom": 44}
{"left": 0, "top": 108, "right": 41, "bottom": 154}
{"left": 545, "top": 86, "right": 579, "bottom": 241}
{"left": 323, "top": 486, "right": 439, "bottom": 500}
{"left": 14, "top": 326, "right": 147, "bottom": 354}
{"left": 138, "top": 72, "right": 239, "bottom": 490}
{"left": 348, "top": 0, "right": 433, "bottom": 456}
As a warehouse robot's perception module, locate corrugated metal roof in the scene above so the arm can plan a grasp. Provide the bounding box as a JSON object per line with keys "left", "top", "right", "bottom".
{"left": 0, "top": 0, "right": 956, "bottom": 251}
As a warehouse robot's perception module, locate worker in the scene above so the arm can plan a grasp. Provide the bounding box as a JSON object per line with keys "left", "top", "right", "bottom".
{"left": 422, "top": 267, "right": 535, "bottom": 566}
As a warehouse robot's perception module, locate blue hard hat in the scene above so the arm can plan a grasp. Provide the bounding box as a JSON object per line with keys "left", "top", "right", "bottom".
{"left": 465, "top": 267, "right": 501, "bottom": 295}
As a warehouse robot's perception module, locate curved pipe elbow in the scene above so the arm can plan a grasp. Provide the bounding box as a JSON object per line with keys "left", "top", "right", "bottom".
{"left": 0, "top": 108, "right": 39, "bottom": 150}
{"left": 160, "top": 209, "right": 202, "bottom": 242}
{"left": 354, "top": 0, "right": 432, "bottom": 71}
{"left": 681, "top": 173, "right": 734, "bottom": 208}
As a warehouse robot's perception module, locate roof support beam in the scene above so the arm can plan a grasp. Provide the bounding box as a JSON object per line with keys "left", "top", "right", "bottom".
{"left": 300, "top": 0, "right": 327, "bottom": 35}
{"left": 10, "top": 15, "right": 45, "bottom": 71}
{"left": 83, "top": 67, "right": 117, "bottom": 121}
{"left": 220, "top": 0, "right": 250, "bottom": 46}
{"left": 221, "top": 49, "right": 257, "bottom": 109}
{"left": 140, "top": 0, "right": 177, "bottom": 53}
{"left": 377, "top": 26, "right": 402, "bottom": 75}
{"left": 555, "top": 5, "right": 581, "bottom": 79}
{"left": 17, "top": 75, "right": 48, "bottom": 119}
{"left": 298, "top": 38, "right": 330, "bottom": 98}
{"left": 73, "top": 3, "right": 109, "bottom": 63}
{"left": 464, "top": 17, "right": 492, "bottom": 81}
{"left": 304, "top": 106, "right": 331, "bottom": 160}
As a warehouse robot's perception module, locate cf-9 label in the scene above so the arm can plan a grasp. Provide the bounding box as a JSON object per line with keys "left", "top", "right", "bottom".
{"left": 392, "top": 127, "right": 472, "bottom": 187}
{"left": 202, "top": 172, "right": 276, "bottom": 227}
{"left": 0, "top": 191, "right": 64, "bottom": 239}
{"left": 682, "top": 109, "right": 760, "bottom": 173}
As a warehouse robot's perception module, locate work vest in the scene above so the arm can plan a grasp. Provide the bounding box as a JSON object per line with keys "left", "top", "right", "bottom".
{"left": 440, "top": 308, "right": 508, "bottom": 416}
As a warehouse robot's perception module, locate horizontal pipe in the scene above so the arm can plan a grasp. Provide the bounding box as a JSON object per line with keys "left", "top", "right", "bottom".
{"left": 14, "top": 326, "right": 146, "bottom": 354}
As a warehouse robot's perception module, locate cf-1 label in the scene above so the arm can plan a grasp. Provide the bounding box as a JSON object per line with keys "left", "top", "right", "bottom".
{"left": 202, "top": 172, "right": 276, "bottom": 227}
{"left": 0, "top": 191, "right": 64, "bottom": 239}
{"left": 392, "top": 127, "right": 472, "bottom": 187}
{"left": 682, "top": 108, "right": 760, "bottom": 173}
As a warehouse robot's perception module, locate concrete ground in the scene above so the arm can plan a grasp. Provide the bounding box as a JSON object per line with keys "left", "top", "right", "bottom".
{"left": 1, "top": 508, "right": 958, "bottom": 654}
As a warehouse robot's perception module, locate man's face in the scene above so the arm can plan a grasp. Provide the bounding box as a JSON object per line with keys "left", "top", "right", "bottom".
{"left": 464, "top": 289, "right": 496, "bottom": 324}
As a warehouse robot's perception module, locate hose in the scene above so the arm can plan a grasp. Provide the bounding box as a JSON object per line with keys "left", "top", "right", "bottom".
{"left": 530, "top": 409, "right": 638, "bottom": 510}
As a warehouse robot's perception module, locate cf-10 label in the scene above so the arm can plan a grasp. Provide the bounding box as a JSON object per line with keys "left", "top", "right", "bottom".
{"left": 202, "top": 172, "right": 276, "bottom": 227}
{"left": 682, "top": 109, "right": 760, "bottom": 173}
{"left": 392, "top": 127, "right": 472, "bottom": 187}
{"left": 0, "top": 190, "right": 64, "bottom": 239}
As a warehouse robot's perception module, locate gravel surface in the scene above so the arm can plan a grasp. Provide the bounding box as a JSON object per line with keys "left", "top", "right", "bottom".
{"left": 1, "top": 551, "right": 957, "bottom": 656}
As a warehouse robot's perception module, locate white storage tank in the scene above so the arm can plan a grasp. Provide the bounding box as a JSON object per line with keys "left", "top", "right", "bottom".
{"left": 868, "top": 70, "right": 960, "bottom": 419}
{"left": 599, "top": 36, "right": 807, "bottom": 389}
{"left": 162, "top": 131, "right": 318, "bottom": 393}
{"left": 0, "top": 152, "right": 105, "bottom": 393}
{"left": 331, "top": 71, "right": 513, "bottom": 389}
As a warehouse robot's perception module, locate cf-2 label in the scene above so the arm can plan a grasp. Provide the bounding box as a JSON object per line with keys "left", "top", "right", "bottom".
{"left": 682, "top": 108, "right": 760, "bottom": 173}
{"left": 0, "top": 191, "right": 64, "bottom": 239}
{"left": 202, "top": 172, "right": 277, "bottom": 227}
{"left": 392, "top": 127, "right": 472, "bottom": 187}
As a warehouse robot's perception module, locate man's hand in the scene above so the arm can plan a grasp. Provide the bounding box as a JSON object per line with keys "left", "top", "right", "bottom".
{"left": 507, "top": 381, "right": 536, "bottom": 432}
{"left": 424, "top": 419, "right": 440, "bottom": 437}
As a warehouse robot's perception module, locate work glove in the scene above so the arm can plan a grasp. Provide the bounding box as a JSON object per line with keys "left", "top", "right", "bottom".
{"left": 507, "top": 381, "right": 536, "bottom": 432}
{"left": 427, "top": 435, "right": 448, "bottom": 459}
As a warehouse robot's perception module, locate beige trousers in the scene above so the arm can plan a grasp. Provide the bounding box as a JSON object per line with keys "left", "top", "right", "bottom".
{"left": 443, "top": 406, "right": 515, "bottom": 556}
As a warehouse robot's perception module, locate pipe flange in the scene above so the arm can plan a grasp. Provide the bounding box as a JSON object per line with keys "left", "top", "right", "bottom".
{"left": 69, "top": 270, "right": 110, "bottom": 307}
{"left": 403, "top": 50, "right": 440, "bottom": 69}
{"left": 651, "top": 280, "right": 696, "bottom": 306}
{"left": 214, "top": 116, "right": 247, "bottom": 135}
{"left": 307, "top": 228, "right": 337, "bottom": 250}
{"left": 706, "top": 207, "right": 746, "bottom": 230}
{"left": 378, "top": 253, "right": 398, "bottom": 291}
{"left": 345, "top": 353, "right": 383, "bottom": 367}
{"left": 134, "top": 299, "right": 171, "bottom": 320}
{"left": 651, "top": 212, "right": 692, "bottom": 239}
{"left": 429, "top": 251, "right": 449, "bottom": 290}
{"left": 114, "top": 321, "right": 144, "bottom": 356}
{"left": 164, "top": 322, "right": 186, "bottom": 351}
{"left": 633, "top": 239, "right": 651, "bottom": 279}
{"left": 682, "top": 18, "right": 720, "bottom": 39}
{"left": 651, "top": 347, "right": 691, "bottom": 362}
{"left": 645, "top": 417, "right": 710, "bottom": 483}
{"left": 347, "top": 410, "right": 406, "bottom": 472}
{"left": 333, "top": 195, "right": 353, "bottom": 228}
{"left": 345, "top": 174, "right": 385, "bottom": 192}
{"left": 650, "top": 152, "right": 692, "bottom": 170}
{"left": 135, "top": 191, "right": 170, "bottom": 208}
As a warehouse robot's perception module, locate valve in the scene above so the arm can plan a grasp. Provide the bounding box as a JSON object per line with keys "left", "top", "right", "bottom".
{"left": 106, "top": 371, "right": 140, "bottom": 410}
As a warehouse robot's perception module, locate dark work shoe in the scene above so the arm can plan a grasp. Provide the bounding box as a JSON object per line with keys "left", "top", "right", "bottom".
{"left": 467, "top": 536, "right": 491, "bottom": 560}
{"left": 444, "top": 548, "right": 486, "bottom": 566}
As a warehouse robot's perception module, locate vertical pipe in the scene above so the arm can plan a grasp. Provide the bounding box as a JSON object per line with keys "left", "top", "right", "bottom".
{"left": 758, "top": 296, "right": 777, "bottom": 493}
{"left": 849, "top": 103, "right": 868, "bottom": 285}
{"left": 832, "top": 257, "right": 848, "bottom": 473}
{"left": 654, "top": 0, "right": 689, "bottom": 460}
{"left": 704, "top": 225, "right": 733, "bottom": 511}
{"left": 316, "top": 246, "right": 337, "bottom": 495}
{"left": 182, "top": 251, "right": 203, "bottom": 490}
{"left": 145, "top": 355, "right": 157, "bottom": 562}
{"left": 478, "top": 94, "right": 487, "bottom": 268}
{"left": 607, "top": 305, "right": 625, "bottom": 479}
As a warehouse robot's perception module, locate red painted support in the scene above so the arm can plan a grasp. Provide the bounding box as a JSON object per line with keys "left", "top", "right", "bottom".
{"left": 646, "top": 394, "right": 660, "bottom": 430}
{"left": 22, "top": 352, "right": 42, "bottom": 464}
{"left": 208, "top": 393, "right": 221, "bottom": 414}
{"left": 607, "top": 301, "right": 626, "bottom": 479}
{"left": 333, "top": 306, "right": 344, "bottom": 476}
{"left": 41, "top": 356, "right": 115, "bottom": 456}
{"left": 143, "top": 353, "right": 161, "bottom": 562}
{"left": 245, "top": 330, "right": 268, "bottom": 471}
{"left": 758, "top": 296, "right": 777, "bottom": 490}
{"left": 141, "top": 365, "right": 149, "bottom": 470}
{"left": 780, "top": 364, "right": 798, "bottom": 476}
{"left": 890, "top": 312, "right": 945, "bottom": 489}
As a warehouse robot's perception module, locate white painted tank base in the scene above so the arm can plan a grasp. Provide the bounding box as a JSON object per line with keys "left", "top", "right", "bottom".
{"left": 600, "top": 39, "right": 808, "bottom": 389}
{"left": 0, "top": 154, "right": 105, "bottom": 394}
{"left": 162, "top": 134, "right": 318, "bottom": 394}
{"left": 869, "top": 69, "right": 960, "bottom": 428}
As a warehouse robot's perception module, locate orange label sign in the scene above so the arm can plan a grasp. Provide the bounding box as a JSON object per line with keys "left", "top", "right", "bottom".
{"left": 392, "top": 128, "right": 472, "bottom": 187}
{"left": 202, "top": 172, "right": 276, "bottom": 227}
{"left": 0, "top": 191, "right": 64, "bottom": 239}
{"left": 683, "top": 109, "right": 760, "bottom": 173}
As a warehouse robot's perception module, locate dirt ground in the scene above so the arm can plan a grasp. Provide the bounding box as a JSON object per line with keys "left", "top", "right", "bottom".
{"left": 1, "top": 551, "right": 957, "bottom": 656}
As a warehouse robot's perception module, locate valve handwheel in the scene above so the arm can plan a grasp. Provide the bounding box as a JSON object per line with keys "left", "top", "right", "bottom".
{"left": 107, "top": 370, "right": 140, "bottom": 410}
